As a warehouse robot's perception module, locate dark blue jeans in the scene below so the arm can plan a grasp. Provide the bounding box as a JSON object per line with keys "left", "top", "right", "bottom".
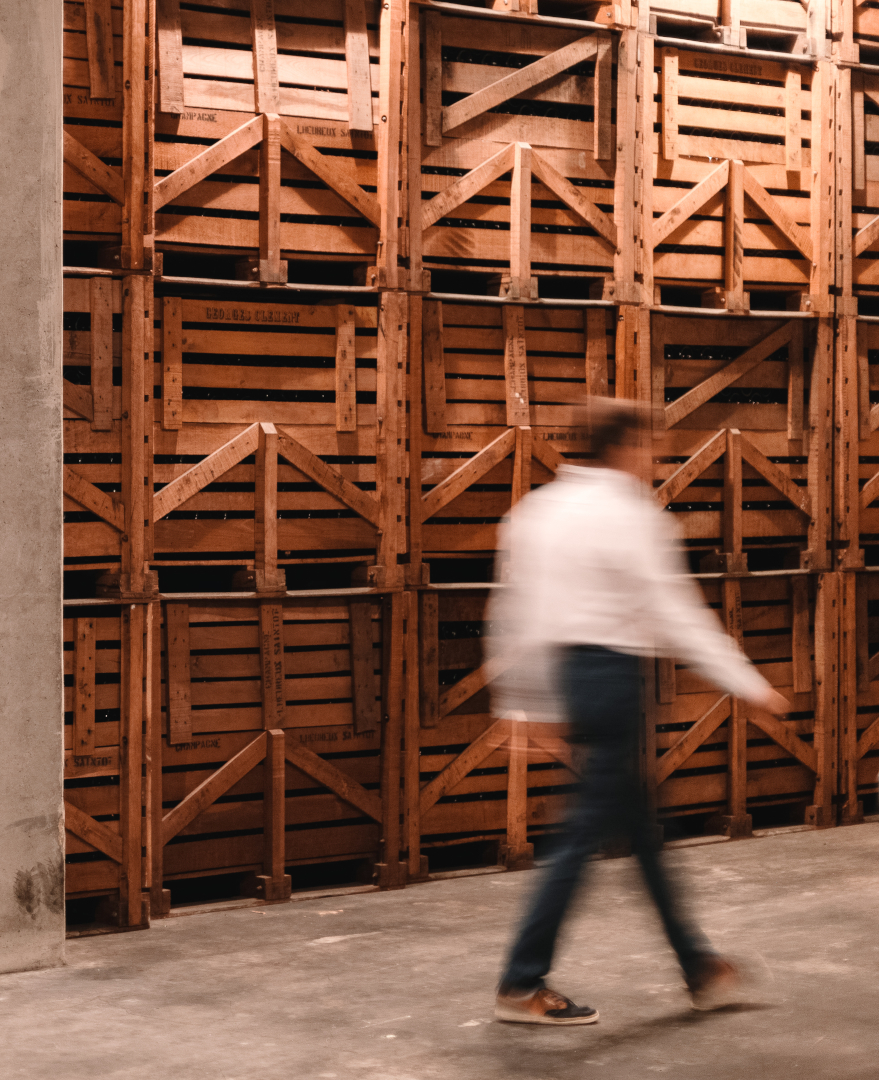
{"left": 500, "top": 645, "right": 713, "bottom": 993}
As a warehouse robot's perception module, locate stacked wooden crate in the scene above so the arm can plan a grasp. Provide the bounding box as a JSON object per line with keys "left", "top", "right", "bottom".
{"left": 58, "top": 0, "right": 879, "bottom": 927}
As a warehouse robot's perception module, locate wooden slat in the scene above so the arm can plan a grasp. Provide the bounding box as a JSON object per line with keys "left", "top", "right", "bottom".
{"left": 335, "top": 305, "right": 357, "bottom": 432}
{"left": 511, "top": 426, "right": 532, "bottom": 507}
{"left": 154, "top": 115, "right": 263, "bottom": 210}
{"left": 503, "top": 305, "right": 530, "bottom": 427}
{"left": 65, "top": 801, "right": 124, "bottom": 864}
{"left": 853, "top": 72, "right": 866, "bottom": 192}
{"left": 859, "top": 470, "right": 879, "bottom": 512}
{"left": 531, "top": 436, "right": 565, "bottom": 476}
{"left": 285, "top": 740, "right": 383, "bottom": 822}
{"left": 723, "top": 428, "right": 742, "bottom": 557}
{"left": 423, "top": 12, "right": 442, "bottom": 147}
{"left": 259, "top": 113, "right": 285, "bottom": 283}
{"left": 650, "top": 161, "right": 729, "bottom": 248}
{"left": 742, "top": 168, "right": 812, "bottom": 262}
{"left": 740, "top": 433, "right": 812, "bottom": 516}
{"left": 157, "top": 0, "right": 184, "bottom": 113}
{"left": 419, "top": 719, "right": 511, "bottom": 815}
{"left": 263, "top": 729, "right": 288, "bottom": 898}
{"left": 63, "top": 130, "right": 124, "bottom": 204}
{"left": 510, "top": 143, "right": 531, "bottom": 296}
{"left": 84, "top": 0, "right": 115, "bottom": 100}
{"left": 277, "top": 429, "right": 380, "bottom": 526}
{"left": 162, "top": 733, "right": 267, "bottom": 844}
{"left": 250, "top": 0, "right": 280, "bottom": 114}
{"left": 656, "top": 695, "right": 730, "bottom": 785}
{"left": 349, "top": 601, "right": 379, "bottom": 734}
{"left": 90, "top": 278, "right": 113, "bottom": 431}
{"left": 161, "top": 296, "right": 183, "bottom": 430}
{"left": 259, "top": 601, "right": 286, "bottom": 729}
{"left": 63, "top": 465, "right": 125, "bottom": 531}
{"left": 585, "top": 308, "right": 608, "bottom": 397}
{"left": 593, "top": 32, "right": 613, "bottom": 161}
{"left": 344, "top": 0, "right": 373, "bottom": 134}
{"left": 279, "top": 119, "right": 381, "bottom": 226}
{"left": 662, "top": 48, "right": 678, "bottom": 161}
{"left": 442, "top": 36, "right": 597, "bottom": 134}
{"left": 439, "top": 656, "right": 516, "bottom": 719}
{"left": 165, "top": 602, "right": 192, "bottom": 745}
{"left": 854, "top": 212, "right": 879, "bottom": 258}
{"left": 419, "top": 591, "right": 439, "bottom": 728}
{"left": 654, "top": 430, "right": 726, "bottom": 507}
{"left": 64, "top": 379, "right": 93, "bottom": 422}
{"left": 530, "top": 148, "right": 617, "bottom": 247}
{"left": 664, "top": 322, "right": 794, "bottom": 429}
{"left": 791, "top": 575, "right": 812, "bottom": 695}
{"left": 748, "top": 710, "right": 817, "bottom": 772}
{"left": 421, "top": 428, "right": 516, "bottom": 522}
{"left": 421, "top": 143, "right": 516, "bottom": 231}
{"left": 858, "top": 714, "right": 879, "bottom": 758}
{"left": 422, "top": 300, "right": 448, "bottom": 434}
{"left": 153, "top": 424, "right": 260, "bottom": 521}
{"left": 254, "top": 423, "right": 279, "bottom": 586}
{"left": 72, "top": 618, "right": 96, "bottom": 757}
{"left": 784, "top": 68, "right": 801, "bottom": 174}
{"left": 725, "top": 159, "right": 745, "bottom": 308}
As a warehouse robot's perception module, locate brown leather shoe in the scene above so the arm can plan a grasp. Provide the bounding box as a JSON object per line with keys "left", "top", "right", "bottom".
{"left": 495, "top": 987, "right": 599, "bottom": 1025}
{"left": 686, "top": 956, "right": 744, "bottom": 1011}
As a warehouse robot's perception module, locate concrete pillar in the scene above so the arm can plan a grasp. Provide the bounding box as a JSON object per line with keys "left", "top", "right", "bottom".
{"left": 0, "top": 0, "right": 65, "bottom": 972}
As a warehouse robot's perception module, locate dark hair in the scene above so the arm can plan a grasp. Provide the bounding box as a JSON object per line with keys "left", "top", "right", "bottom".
{"left": 578, "top": 398, "right": 649, "bottom": 462}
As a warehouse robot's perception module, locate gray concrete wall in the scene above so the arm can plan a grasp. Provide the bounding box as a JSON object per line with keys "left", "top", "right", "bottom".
{"left": 0, "top": 0, "right": 65, "bottom": 972}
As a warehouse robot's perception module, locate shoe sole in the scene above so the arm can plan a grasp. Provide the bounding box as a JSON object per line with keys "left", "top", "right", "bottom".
{"left": 690, "top": 984, "right": 744, "bottom": 1012}
{"left": 495, "top": 1006, "right": 599, "bottom": 1025}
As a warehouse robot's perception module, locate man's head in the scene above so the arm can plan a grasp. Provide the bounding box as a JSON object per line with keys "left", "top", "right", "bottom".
{"left": 573, "top": 398, "right": 652, "bottom": 479}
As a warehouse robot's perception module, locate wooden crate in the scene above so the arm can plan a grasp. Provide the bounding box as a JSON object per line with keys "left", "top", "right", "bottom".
{"left": 64, "top": 275, "right": 125, "bottom": 573}
{"left": 642, "top": 0, "right": 821, "bottom": 52}
{"left": 152, "top": 292, "right": 406, "bottom": 583}
{"left": 837, "top": 66, "right": 879, "bottom": 299}
{"left": 153, "top": 0, "right": 387, "bottom": 279}
{"left": 833, "top": 0, "right": 879, "bottom": 62}
{"left": 405, "top": 586, "right": 578, "bottom": 876}
{"left": 650, "top": 572, "right": 836, "bottom": 831}
{"left": 411, "top": 299, "right": 615, "bottom": 573}
{"left": 149, "top": 591, "right": 405, "bottom": 911}
{"left": 406, "top": 7, "right": 633, "bottom": 299}
{"left": 643, "top": 42, "right": 835, "bottom": 311}
{"left": 64, "top": 601, "right": 149, "bottom": 925}
{"left": 838, "top": 570, "right": 879, "bottom": 822}
{"left": 646, "top": 312, "right": 832, "bottom": 569}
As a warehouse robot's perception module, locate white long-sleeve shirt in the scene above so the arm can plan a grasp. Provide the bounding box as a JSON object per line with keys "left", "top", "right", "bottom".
{"left": 486, "top": 464, "right": 770, "bottom": 720}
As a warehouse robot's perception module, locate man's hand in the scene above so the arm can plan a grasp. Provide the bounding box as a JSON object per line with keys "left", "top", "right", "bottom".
{"left": 749, "top": 687, "right": 790, "bottom": 717}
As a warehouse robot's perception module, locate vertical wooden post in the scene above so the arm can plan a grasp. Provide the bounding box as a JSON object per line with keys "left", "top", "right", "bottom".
{"left": 419, "top": 591, "right": 439, "bottom": 729}
{"left": 378, "top": 592, "right": 405, "bottom": 888}
{"left": 852, "top": 71, "right": 866, "bottom": 194}
{"left": 161, "top": 296, "right": 183, "bottom": 431}
{"left": 724, "top": 161, "right": 746, "bottom": 313}
{"left": 837, "top": 67, "right": 855, "bottom": 305}
{"left": 376, "top": 0, "right": 405, "bottom": 287}
{"left": 374, "top": 292, "right": 407, "bottom": 587}
{"left": 422, "top": 12, "right": 442, "bottom": 149}
{"left": 121, "top": 275, "right": 150, "bottom": 595}
{"left": 784, "top": 69, "right": 802, "bottom": 177}
{"left": 614, "top": 29, "right": 640, "bottom": 303}
{"left": 73, "top": 618, "right": 97, "bottom": 756}
{"left": 406, "top": 4, "right": 425, "bottom": 292}
{"left": 119, "top": 603, "right": 147, "bottom": 926}
{"left": 509, "top": 143, "right": 532, "bottom": 300}
{"left": 511, "top": 426, "right": 532, "bottom": 507}
{"left": 809, "top": 62, "right": 835, "bottom": 308}
{"left": 637, "top": 35, "right": 655, "bottom": 306}
{"left": 422, "top": 300, "right": 447, "bottom": 434}
{"left": 84, "top": 0, "right": 116, "bottom": 100}
{"left": 723, "top": 427, "right": 745, "bottom": 569}
{"left": 344, "top": 0, "right": 373, "bottom": 134}
{"left": 656, "top": 658, "right": 677, "bottom": 704}
{"left": 835, "top": 316, "right": 863, "bottom": 569}
{"left": 156, "top": 0, "right": 184, "bottom": 114}
{"left": 838, "top": 572, "right": 863, "bottom": 824}
{"left": 661, "top": 49, "right": 678, "bottom": 162}
{"left": 408, "top": 296, "right": 426, "bottom": 582}
{"left": 259, "top": 601, "right": 286, "bottom": 730}
{"left": 808, "top": 573, "right": 839, "bottom": 827}
{"left": 585, "top": 308, "right": 608, "bottom": 397}
{"left": 791, "top": 575, "right": 813, "bottom": 695}
{"left": 787, "top": 320, "right": 804, "bottom": 443}
{"left": 250, "top": 0, "right": 280, "bottom": 113}
{"left": 165, "top": 602, "right": 192, "bottom": 744}
{"left": 593, "top": 33, "right": 613, "bottom": 161}
{"left": 255, "top": 422, "right": 285, "bottom": 592}
{"left": 503, "top": 306, "right": 530, "bottom": 427}
{"left": 806, "top": 316, "right": 833, "bottom": 570}
{"left": 404, "top": 591, "right": 427, "bottom": 880}
{"left": 260, "top": 728, "right": 291, "bottom": 899}
{"left": 721, "top": 579, "right": 751, "bottom": 838}
{"left": 501, "top": 721, "right": 533, "bottom": 870}
{"left": 122, "top": 0, "right": 147, "bottom": 269}
{"left": 147, "top": 603, "right": 169, "bottom": 918}
{"left": 720, "top": 0, "right": 741, "bottom": 45}
{"left": 350, "top": 601, "right": 379, "bottom": 733}
{"left": 258, "top": 113, "right": 286, "bottom": 284}
{"left": 90, "top": 278, "right": 113, "bottom": 431}
{"left": 335, "top": 305, "right": 357, "bottom": 433}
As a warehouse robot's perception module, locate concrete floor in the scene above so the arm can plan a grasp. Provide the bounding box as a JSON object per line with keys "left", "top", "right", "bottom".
{"left": 4, "top": 825, "right": 879, "bottom": 1080}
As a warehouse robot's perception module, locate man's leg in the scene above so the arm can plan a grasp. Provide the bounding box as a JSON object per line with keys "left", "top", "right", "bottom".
{"left": 500, "top": 736, "right": 628, "bottom": 992}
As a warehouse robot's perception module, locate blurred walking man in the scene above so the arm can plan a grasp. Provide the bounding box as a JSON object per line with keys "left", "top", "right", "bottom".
{"left": 490, "top": 400, "right": 789, "bottom": 1025}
